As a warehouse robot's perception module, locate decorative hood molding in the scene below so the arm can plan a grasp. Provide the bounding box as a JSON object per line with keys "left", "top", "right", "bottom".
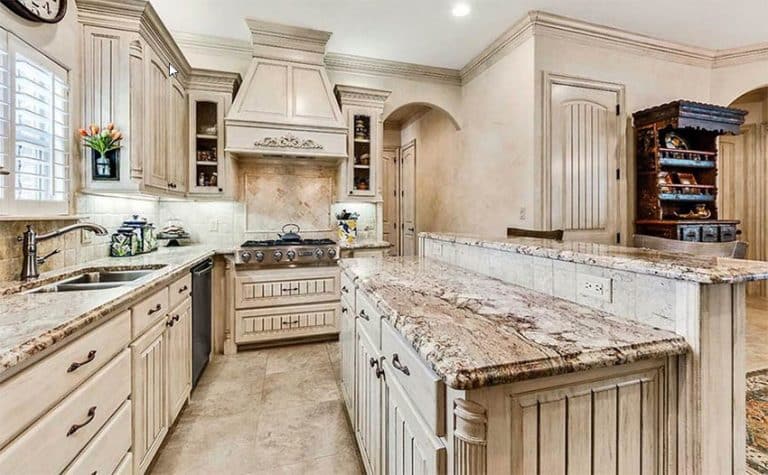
{"left": 225, "top": 19, "right": 347, "bottom": 160}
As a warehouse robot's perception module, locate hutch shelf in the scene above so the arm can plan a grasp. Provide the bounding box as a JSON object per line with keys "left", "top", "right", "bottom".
{"left": 633, "top": 100, "right": 746, "bottom": 242}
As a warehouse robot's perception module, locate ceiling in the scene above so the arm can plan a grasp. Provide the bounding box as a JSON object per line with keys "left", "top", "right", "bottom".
{"left": 152, "top": 0, "right": 768, "bottom": 69}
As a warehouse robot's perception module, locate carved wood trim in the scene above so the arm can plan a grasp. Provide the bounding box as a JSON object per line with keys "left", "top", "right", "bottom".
{"left": 253, "top": 134, "right": 324, "bottom": 150}
{"left": 453, "top": 398, "right": 487, "bottom": 475}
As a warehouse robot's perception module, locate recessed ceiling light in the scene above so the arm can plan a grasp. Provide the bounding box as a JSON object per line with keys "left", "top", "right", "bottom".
{"left": 452, "top": 3, "right": 471, "bottom": 17}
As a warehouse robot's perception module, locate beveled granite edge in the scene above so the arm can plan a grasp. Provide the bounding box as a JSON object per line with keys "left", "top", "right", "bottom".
{"left": 340, "top": 240, "right": 392, "bottom": 250}
{"left": 0, "top": 246, "right": 215, "bottom": 379}
{"left": 340, "top": 257, "right": 689, "bottom": 390}
{"left": 421, "top": 232, "right": 768, "bottom": 284}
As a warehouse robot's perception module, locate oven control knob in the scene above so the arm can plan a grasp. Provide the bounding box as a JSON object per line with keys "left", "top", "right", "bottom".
{"left": 254, "top": 251, "right": 265, "bottom": 262}
{"left": 240, "top": 251, "right": 252, "bottom": 263}
{"left": 286, "top": 250, "right": 296, "bottom": 261}
{"left": 327, "top": 248, "right": 337, "bottom": 258}
{"left": 273, "top": 250, "right": 283, "bottom": 261}
{"left": 314, "top": 248, "right": 325, "bottom": 259}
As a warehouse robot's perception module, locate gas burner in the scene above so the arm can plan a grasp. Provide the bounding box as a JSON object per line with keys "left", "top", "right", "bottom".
{"left": 236, "top": 226, "right": 339, "bottom": 267}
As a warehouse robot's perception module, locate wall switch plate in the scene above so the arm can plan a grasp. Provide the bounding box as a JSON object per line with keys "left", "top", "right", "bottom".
{"left": 519, "top": 207, "right": 527, "bottom": 221}
{"left": 209, "top": 220, "right": 219, "bottom": 232}
{"left": 577, "top": 274, "right": 613, "bottom": 302}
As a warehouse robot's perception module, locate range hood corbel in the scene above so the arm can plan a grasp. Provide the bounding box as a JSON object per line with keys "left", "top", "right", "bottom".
{"left": 224, "top": 19, "right": 348, "bottom": 161}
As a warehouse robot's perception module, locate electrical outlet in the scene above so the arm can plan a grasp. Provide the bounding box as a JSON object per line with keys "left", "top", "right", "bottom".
{"left": 209, "top": 220, "right": 219, "bottom": 232}
{"left": 519, "top": 207, "right": 527, "bottom": 221}
{"left": 577, "top": 274, "right": 613, "bottom": 302}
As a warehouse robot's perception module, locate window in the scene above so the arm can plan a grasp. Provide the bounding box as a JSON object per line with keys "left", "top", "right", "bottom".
{"left": 0, "top": 29, "right": 70, "bottom": 216}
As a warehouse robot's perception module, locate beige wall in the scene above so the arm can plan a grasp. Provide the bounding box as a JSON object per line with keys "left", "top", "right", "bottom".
{"left": 399, "top": 109, "right": 463, "bottom": 234}
{"left": 711, "top": 59, "right": 768, "bottom": 106}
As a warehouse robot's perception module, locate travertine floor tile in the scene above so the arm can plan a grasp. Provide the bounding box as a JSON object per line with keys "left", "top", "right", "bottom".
{"left": 150, "top": 343, "right": 362, "bottom": 474}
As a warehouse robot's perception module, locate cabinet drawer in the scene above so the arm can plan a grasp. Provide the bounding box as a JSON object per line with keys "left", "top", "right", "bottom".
{"left": 0, "top": 311, "right": 130, "bottom": 449}
{"left": 235, "top": 267, "right": 340, "bottom": 309}
{"left": 381, "top": 320, "right": 446, "bottom": 436}
{"left": 169, "top": 273, "right": 192, "bottom": 310}
{"left": 64, "top": 400, "right": 131, "bottom": 475}
{"left": 720, "top": 224, "right": 738, "bottom": 242}
{"left": 678, "top": 225, "right": 701, "bottom": 242}
{"left": 114, "top": 452, "right": 132, "bottom": 475}
{"left": 341, "top": 294, "right": 355, "bottom": 321}
{"left": 701, "top": 225, "right": 719, "bottom": 242}
{"left": 355, "top": 288, "right": 382, "bottom": 347}
{"left": 132, "top": 287, "right": 170, "bottom": 338}
{"left": 235, "top": 302, "right": 340, "bottom": 343}
{"left": 0, "top": 349, "right": 131, "bottom": 474}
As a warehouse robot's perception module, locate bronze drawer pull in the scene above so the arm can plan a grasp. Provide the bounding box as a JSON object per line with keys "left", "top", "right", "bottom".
{"left": 292, "top": 320, "right": 300, "bottom": 325}
{"left": 391, "top": 354, "right": 410, "bottom": 376}
{"left": 359, "top": 310, "right": 370, "bottom": 321}
{"left": 148, "top": 303, "right": 162, "bottom": 315}
{"left": 178, "top": 285, "right": 189, "bottom": 293}
{"left": 376, "top": 356, "right": 386, "bottom": 379}
{"left": 173, "top": 314, "right": 180, "bottom": 322}
{"left": 67, "top": 406, "right": 97, "bottom": 436}
{"left": 67, "top": 350, "right": 97, "bottom": 373}
{"left": 341, "top": 286, "right": 349, "bottom": 293}
{"left": 166, "top": 315, "right": 179, "bottom": 327}
{"left": 369, "top": 357, "right": 378, "bottom": 368}
{"left": 341, "top": 307, "right": 348, "bottom": 313}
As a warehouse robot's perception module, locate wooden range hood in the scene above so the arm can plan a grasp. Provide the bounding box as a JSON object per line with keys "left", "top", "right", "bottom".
{"left": 224, "top": 19, "right": 348, "bottom": 161}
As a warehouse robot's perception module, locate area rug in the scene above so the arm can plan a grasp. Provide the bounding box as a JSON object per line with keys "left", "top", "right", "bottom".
{"left": 747, "top": 369, "right": 768, "bottom": 473}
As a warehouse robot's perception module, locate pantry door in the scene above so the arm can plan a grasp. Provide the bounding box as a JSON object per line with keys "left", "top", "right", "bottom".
{"left": 548, "top": 78, "right": 624, "bottom": 244}
{"left": 400, "top": 140, "right": 417, "bottom": 256}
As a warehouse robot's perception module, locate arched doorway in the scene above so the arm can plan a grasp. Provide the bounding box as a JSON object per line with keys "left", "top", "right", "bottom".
{"left": 381, "top": 103, "right": 461, "bottom": 256}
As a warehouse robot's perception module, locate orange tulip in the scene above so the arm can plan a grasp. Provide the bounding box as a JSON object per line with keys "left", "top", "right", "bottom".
{"left": 90, "top": 124, "right": 99, "bottom": 135}
{"left": 106, "top": 122, "right": 115, "bottom": 131}
{"left": 78, "top": 128, "right": 88, "bottom": 137}
{"left": 110, "top": 131, "right": 122, "bottom": 141}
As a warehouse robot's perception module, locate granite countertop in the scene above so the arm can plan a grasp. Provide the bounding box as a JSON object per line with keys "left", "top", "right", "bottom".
{"left": 422, "top": 232, "right": 768, "bottom": 284}
{"left": 0, "top": 245, "right": 215, "bottom": 379}
{"left": 340, "top": 240, "right": 392, "bottom": 250}
{"left": 340, "top": 257, "right": 688, "bottom": 390}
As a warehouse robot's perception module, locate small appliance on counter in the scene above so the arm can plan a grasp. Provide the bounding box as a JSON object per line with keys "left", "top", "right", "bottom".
{"left": 157, "top": 218, "right": 192, "bottom": 247}
{"left": 336, "top": 209, "right": 359, "bottom": 245}
{"left": 110, "top": 215, "right": 157, "bottom": 257}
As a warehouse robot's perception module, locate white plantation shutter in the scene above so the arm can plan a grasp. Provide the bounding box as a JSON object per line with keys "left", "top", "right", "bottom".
{"left": 0, "top": 28, "right": 70, "bottom": 216}
{"left": 0, "top": 31, "right": 9, "bottom": 201}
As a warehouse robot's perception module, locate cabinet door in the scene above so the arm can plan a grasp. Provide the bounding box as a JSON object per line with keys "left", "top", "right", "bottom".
{"left": 347, "top": 109, "right": 377, "bottom": 198}
{"left": 340, "top": 302, "right": 356, "bottom": 420}
{"left": 167, "top": 299, "right": 192, "bottom": 423}
{"left": 145, "top": 50, "right": 169, "bottom": 190}
{"left": 355, "top": 322, "right": 382, "bottom": 475}
{"left": 382, "top": 360, "right": 446, "bottom": 475}
{"left": 131, "top": 318, "right": 168, "bottom": 474}
{"left": 168, "top": 77, "right": 188, "bottom": 193}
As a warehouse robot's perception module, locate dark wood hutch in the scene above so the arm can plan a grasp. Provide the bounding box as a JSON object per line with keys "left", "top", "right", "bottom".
{"left": 633, "top": 100, "right": 747, "bottom": 242}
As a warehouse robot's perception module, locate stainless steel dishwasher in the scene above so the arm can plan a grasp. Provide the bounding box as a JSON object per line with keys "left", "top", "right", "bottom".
{"left": 191, "top": 258, "right": 213, "bottom": 388}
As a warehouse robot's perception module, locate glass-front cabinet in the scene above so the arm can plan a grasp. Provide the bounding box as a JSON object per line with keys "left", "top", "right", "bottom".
{"left": 188, "top": 93, "right": 225, "bottom": 194}
{"left": 335, "top": 85, "right": 391, "bottom": 202}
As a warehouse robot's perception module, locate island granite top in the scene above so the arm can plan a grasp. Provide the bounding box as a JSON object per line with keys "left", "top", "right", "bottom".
{"left": 340, "top": 256, "right": 688, "bottom": 390}
{"left": 0, "top": 245, "right": 215, "bottom": 380}
{"left": 421, "top": 232, "right": 768, "bottom": 284}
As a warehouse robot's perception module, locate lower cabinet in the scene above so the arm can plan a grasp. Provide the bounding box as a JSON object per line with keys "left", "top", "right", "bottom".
{"left": 132, "top": 294, "right": 193, "bottom": 474}
{"left": 355, "top": 321, "right": 383, "bottom": 475}
{"left": 168, "top": 299, "right": 192, "bottom": 422}
{"left": 339, "top": 298, "right": 356, "bottom": 417}
{"left": 131, "top": 318, "right": 169, "bottom": 474}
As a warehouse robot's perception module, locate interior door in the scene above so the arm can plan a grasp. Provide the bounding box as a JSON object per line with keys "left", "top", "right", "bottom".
{"left": 550, "top": 84, "right": 620, "bottom": 244}
{"left": 400, "top": 141, "right": 416, "bottom": 256}
{"left": 382, "top": 147, "right": 400, "bottom": 256}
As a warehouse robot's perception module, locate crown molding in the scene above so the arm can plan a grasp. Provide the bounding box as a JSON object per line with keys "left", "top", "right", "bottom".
{"left": 334, "top": 84, "right": 391, "bottom": 109}
{"left": 325, "top": 53, "right": 461, "bottom": 86}
{"left": 172, "top": 31, "right": 252, "bottom": 56}
{"left": 460, "top": 12, "right": 535, "bottom": 83}
{"left": 713, "top": 43, "right": 768, "bottom": 68}
{"left": 188, "top": 68, "right": 242, "bottom": 94}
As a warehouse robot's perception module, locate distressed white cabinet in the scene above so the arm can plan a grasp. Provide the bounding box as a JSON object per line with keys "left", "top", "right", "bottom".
{"left": 131, "top": 318, "right": 169, "bottom": 474}
{"left": 355, "top": 321, "right": 383, "bottom": 475}
{"left": 335, "top": 85, "right": 391, "bottom": 201}
{"left": 167, "top": 298, "right": 192, "bottom": 422}
{"left": 168, "top": 76, "right": 189, "bottom": 193}
{"left": 339, "top": 297, "right": 356, "bottom": 419}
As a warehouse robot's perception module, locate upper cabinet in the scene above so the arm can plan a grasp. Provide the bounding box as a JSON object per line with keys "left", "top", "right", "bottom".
{"left": 334, "top": 85, "right": 391, "bottom": 202}
{"left": 187, "top": 69, "right": 241, "bottom": 197}
{"left": 76, "top": 1, "right": 239, "bottom": 198}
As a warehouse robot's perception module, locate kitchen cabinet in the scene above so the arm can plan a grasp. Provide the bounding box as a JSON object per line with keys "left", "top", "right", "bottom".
{"left": 355, "top": 320, "right": 383, "bottom": 475}
{"left": 167, "top": 299, "right": 192, "bottom": 423}
{"left": 339, "top": 296, "right": 356, "bottom": 419}
{"left": 335, "top": 85, "right": 391, "bottom": 202}
{"left": 131, "top": 318, "right": 169, "bottom": 474}
{"left": 168, "top": 76, "right": 189, "bottom": 193}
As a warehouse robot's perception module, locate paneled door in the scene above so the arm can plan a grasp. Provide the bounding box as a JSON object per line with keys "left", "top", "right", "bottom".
{"left": 145, "top": 51, "right": 169, "bottom": 190}
{"left": 355, "top": 323, "right": 382, "bottom": 474}
{"left": 400, "top": 140, "right": 417, "bottom": 256}
{"left": 167, "top": 300, "right": 192, "bottom": 423}
{"left": 549, "top": 82, "right": 621, "bottom": 244}
{"left": 382, "top": 146, "right": 400, "bottom": 256}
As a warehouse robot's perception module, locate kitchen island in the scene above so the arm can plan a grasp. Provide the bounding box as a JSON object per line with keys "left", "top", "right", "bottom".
{"left": 418, "top": 232, "right": 768, "bottom": 475}
{"left": 339, "top": 256, "right": 688, "bottom": 474}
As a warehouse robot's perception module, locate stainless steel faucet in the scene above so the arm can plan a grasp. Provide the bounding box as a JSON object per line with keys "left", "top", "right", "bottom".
{"left": 18, "top": 222, "right": 109, "bottom": 281}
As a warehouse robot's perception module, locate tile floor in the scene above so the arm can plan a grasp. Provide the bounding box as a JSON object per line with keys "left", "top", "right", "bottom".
{"left": 149, "top": 341, "right": 364, "bottom": 475}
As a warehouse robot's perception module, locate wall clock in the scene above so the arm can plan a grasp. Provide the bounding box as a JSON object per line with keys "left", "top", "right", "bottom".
{"left": 1, "top": 0, "right": 67, "bottom": 24}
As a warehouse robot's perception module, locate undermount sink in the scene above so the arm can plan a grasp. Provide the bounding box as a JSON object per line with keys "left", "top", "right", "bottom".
{"left": 28, "top": 268, "right": 162, "bottom": 293}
